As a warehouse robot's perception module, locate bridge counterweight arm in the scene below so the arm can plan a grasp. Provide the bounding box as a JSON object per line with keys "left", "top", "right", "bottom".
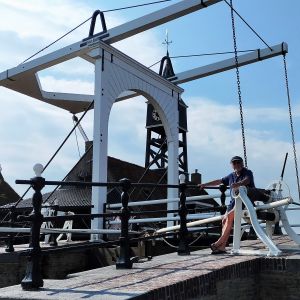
{"left": 103, "top": 0, "right": 222, "bottom": 44}
{"left": 172, "top": 43, "right": 288, "bottom": 85}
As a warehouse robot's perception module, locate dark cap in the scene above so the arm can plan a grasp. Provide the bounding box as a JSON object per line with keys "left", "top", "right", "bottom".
{"left": 230, "top": 156, "right": 243, "bottom": 163}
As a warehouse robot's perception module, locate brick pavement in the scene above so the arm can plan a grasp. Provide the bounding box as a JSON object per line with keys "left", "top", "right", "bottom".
{"left": 0, "top": 236, "right": 299, "bottom": 300}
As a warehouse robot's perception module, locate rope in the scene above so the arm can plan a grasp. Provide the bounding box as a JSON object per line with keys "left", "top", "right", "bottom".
{"left": 162, "top": 229, "right": 216, "bottom": 248}
{"left": 145, "top": 169, "right": 168, "bottom": 201}
{"left": 162, "top": 236, "right": 177, "bottom": 248}
{"left": 223, "top": 0, "right": 272, "bottom": 51}
{"left": 20, "top": 0, "right": 172, "bottom": 64}
{"left": 230, "top": 0, "right": 248, "bottom": 168}
{"left": 282, "top": 55, "right": 300, "bottom": 202}
{"left": 129, "top": 137, "right": 167, "bottom": 197}
{"left": 42, "top": 143, "right": 93, "bottom": 205}
{"left": 20, "top": 17, "right": 92, "bottom": 64}
{"left": 102, "top": 0, "right": 172, "bottom": 13}
{"left": 188, "top": 232, "right": 205, "bottom": 246}
{"left": 148, "top": 49, "right": 257, "bottom": 68}
{"left": 11, "top": 100, "right": 94, "bottom": 210}
{"left": 73, "top": 119, "right": 81, "bottom": 159}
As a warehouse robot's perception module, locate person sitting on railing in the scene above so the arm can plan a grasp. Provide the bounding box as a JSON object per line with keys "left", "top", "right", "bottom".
{"left": 198, "top": 156, "right": 255, "bottom": 254}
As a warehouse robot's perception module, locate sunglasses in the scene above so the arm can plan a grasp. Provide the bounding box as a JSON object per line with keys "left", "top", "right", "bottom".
{"left": 232, "top": 161, "right": 242, "bottom": 165}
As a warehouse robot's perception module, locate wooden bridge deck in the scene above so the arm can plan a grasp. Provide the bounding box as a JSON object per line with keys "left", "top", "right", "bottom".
{"left": 0, "top": 236, "right": 299, "bottom": 300}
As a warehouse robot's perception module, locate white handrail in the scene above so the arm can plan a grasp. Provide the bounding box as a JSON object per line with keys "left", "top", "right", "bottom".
{"left": 156, "top": 215, "right": 223, "bottom": 234}
{"left": 107, "top": 213, "right": 219, "bottom": 225}
{"left": 0, "top": 227, "right": 139, "bottom": 235}
{"left": 107, "top": 193, "right": 230, "bottom": 209}
{"left": 255, "top": 198, "right": 292, "bottom": 210}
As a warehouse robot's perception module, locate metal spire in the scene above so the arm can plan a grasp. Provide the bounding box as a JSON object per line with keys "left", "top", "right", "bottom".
{"left": 162, "top": 29, "right": 172, "bottom": 56}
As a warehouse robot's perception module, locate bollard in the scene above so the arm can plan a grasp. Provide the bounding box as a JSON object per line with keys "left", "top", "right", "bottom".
{"left": 219, "top": 184, "right": 227, "bottom": 215}
{"left": 116, "top": 178, "right": 133, "bottom": 269}
{"left": 5, "top": 206, "right": 15, "bottom": 252}
{"left": 21, "top": 164, "right": 45, "bottom": 290}
{"left": 177, "top": 174, "right": 190, "bottom": 255}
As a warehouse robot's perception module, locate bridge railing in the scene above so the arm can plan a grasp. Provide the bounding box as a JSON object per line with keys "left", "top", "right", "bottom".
{"left": 10, "top": 166, "right": 228, "bottom": 290}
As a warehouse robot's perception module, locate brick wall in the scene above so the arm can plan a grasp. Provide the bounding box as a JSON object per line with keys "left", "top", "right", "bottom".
{"left": 132, "top": 257, "right": 300, "bottom": 300}
{"left": 0, "top": 247, "right": 120, "bottom": 288}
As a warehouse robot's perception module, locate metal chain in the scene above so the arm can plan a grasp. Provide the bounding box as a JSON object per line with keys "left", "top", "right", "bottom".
{"left": 230, "top": 0, "right": 248, "bottom": 168}
{"left": 283, "top": 54, "right": 300, "bottom": 201}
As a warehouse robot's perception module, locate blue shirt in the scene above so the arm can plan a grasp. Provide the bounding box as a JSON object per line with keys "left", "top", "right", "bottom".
{"left": 221, "top": 167, "right": 255, "bottom": 211}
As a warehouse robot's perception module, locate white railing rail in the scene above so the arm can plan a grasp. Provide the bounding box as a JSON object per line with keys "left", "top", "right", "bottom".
{"left": 107, "top": 212, "right": 219, "bottom": 225}
{"left": 107, "top": 192, "right": 230, "bottom": 209}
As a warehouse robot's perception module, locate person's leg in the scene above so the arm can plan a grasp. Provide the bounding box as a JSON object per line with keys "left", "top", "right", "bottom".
{"left": 211, "top": 209, "right": 235, "bottom": 251}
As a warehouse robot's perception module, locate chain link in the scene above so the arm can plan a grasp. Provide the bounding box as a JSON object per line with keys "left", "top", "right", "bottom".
{"left": 230, "top": 0, "right": 248, "bottom": 168}
{"left": 283, "top": 55, "right": 300, "bottom": 201}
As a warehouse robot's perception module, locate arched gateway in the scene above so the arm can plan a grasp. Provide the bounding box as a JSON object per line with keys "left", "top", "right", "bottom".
{"left": 90, "top": 42, "right": 183, "bottom": 238}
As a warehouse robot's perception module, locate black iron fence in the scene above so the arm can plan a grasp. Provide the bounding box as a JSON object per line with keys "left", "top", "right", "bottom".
{"left": 1, "top": 174, "right": 228, "bottom": 290}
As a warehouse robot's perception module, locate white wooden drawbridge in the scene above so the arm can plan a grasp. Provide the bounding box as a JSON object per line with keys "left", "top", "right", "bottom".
{"left": 0, "top": 0, "right": 288, "bottom": 240}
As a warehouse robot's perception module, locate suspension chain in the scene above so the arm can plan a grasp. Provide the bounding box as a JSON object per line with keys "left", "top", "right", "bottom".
{"left": 230, "top": 0, "right": 248, "bottom": 168}
{"left": 283, "top": 54, "right": 300, "bottom": 201}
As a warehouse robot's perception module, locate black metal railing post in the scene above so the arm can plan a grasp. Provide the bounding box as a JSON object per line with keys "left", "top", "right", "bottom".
{"left": 49, "top": 201, "right": 59, "bottom": 247}
{"left": 177, "top": 174, "right": 190, "bottom": 256}
{"left": 116, "top": 178, "right": 133, "bottom": 269}
{"left": 102, "top": 202, "right": 108, "bottom": 241}
{"left": 5, "top": 206, "right": 15, "bottom": 252}
{"left": 219, "top": 184, "right": 227, "bottom": 215}
{"left": 21, "top": 165, "right": 45, "bottom": 290}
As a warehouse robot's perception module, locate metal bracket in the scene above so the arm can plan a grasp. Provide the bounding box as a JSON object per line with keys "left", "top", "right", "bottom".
{"left": 201, "top": 0, "right": 208, "bottom": 7}
{"left": 82, "top": 10, "right": 109, "bottom": 43}
{"left": 257, "top": 49, "right": 261, "bottom": 61}
{"left": 281, "top": 42, "right": 288, "bottom": 55}
{"left": 89, "top": 10, "right": 107, "bottom": 37}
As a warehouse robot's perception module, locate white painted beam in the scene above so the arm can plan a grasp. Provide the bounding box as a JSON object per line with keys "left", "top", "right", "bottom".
{"left": 42, "top": 42, "right": 288, "bottom": 110}
{"left": 41, "top": 91, "right": 94, "bottom": 113}
{"left": 102, "top": 0, "right": 222, "bottom": 44}
{"left": 172, "top": 43, "right": 288, "bottom": 85}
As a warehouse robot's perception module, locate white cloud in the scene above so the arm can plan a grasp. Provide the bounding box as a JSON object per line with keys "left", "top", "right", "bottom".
{"left": 115, "top": 32, "right": 165, "bottom": 67}
{"left": 39, "top": 75, "right": 94, "bottom": 94}
{"left": 0, "top": 0, "right": 93, "bottom": 41}
{"left": 0, "top": 87, "right": 79, "bottom": 195}
{"left": 108, "top": 97, "right": 147, "bottom": 163}
{"left": 39, "top": 58, "right": 94, "bottom": 79}
{"left": 0, "top": 0, "right": 125, "bottom": 69}
{"left": 186, "top": 96, "right": 300, "bottom": 203}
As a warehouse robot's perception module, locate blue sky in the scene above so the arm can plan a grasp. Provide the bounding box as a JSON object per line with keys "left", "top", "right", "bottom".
{"left": 0, "top": 0, "right": 300, "bottom": 225}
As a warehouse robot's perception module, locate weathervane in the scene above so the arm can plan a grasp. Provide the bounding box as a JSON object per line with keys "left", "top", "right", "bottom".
{"left": 162, "top": 29, "right": 172, "bottom": 56}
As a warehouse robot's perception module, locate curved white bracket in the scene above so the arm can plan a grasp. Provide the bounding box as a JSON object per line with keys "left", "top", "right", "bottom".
{"left": 278, "top": 206, "right": 300, "bottom": 245}
{"left": 56, "top": 212, "right": 74, "bottom": 243}
{"left": 232, "top": 186, "right": 281, "bottom": 256}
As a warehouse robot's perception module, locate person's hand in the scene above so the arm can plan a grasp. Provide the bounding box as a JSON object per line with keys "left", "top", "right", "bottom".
{"left": 198, "top": 184, "right": 205, "bottom": 190}
{"left": 231, "top": 183, "right": 240, "bottom": 190}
